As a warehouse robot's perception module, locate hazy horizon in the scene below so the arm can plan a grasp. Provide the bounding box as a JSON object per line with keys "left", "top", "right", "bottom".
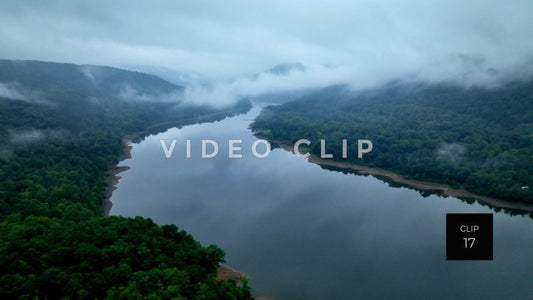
{"left": 1, "top": 1, "right": 533, "bottom": 106}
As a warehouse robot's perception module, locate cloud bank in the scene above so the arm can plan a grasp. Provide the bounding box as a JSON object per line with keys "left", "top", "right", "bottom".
{"left": 1, "top": 0, "right": 532, "bottom": 106}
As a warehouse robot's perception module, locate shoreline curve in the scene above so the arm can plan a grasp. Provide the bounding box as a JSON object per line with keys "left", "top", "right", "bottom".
{"left": 268, "top": 138, "right": 533, "bottom": 213}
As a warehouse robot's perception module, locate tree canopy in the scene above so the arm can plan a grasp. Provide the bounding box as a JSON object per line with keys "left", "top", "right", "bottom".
{"left": 0, "top": 60, "right": 253, "bottom": 299}
{"left": 252, "top": 81, "right": 533, "bottom": 203}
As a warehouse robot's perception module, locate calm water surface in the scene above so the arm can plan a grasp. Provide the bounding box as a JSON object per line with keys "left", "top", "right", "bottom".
{"left": 111, "top": 106, "right": 533, "bottom": 299}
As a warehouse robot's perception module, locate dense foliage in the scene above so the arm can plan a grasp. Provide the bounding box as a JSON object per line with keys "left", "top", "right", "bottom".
{"left": 0, "top": 216, "right": 251, "bottom": 299}
{"left": 0, "top": 60, "right": 253, "bottom": 299}
{"left": 252, "top": 81, "right": 533, "bottom": 203}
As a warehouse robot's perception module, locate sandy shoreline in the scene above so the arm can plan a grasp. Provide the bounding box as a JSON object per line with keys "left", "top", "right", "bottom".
{"left": 102, "top": 138, "right": 132, "bottom": 217}
{"left": 216, "top": 265, "right": 245, "bottom": 282}
{"left": 269, "top": 138, "right": 533, "bottom": 213}
{"left": 216, "top": 266, "right": 272, "bottom": 300}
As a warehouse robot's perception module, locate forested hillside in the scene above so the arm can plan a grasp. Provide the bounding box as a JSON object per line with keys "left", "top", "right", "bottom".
{"left": 252, "top": 81, "right": 533, "bottom": 203}
{"left": 0, "top": 60, "right": 253, "bottom": 298}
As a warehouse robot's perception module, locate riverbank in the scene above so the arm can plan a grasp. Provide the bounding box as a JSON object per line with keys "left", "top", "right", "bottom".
{"left": 102, "top": 138, "right": 132, "bottom": 217}
{"left": 102, "top": 107, "right": 251, "bottom": 217}
{"left": 216, "top": 266, "right": 273, "bottom": 300}
{"left": 217, "top": 265, "right": 245, "bottom": 282}
{"left": 101, "top": 113, "right": 258, "bottom": 295}
{"left": 269, "top": 138, "right": 533, "bottom": 213}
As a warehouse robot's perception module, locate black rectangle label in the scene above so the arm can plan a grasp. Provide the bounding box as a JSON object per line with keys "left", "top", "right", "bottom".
{"left": 446, "top": 213, "right": 493, "bottom": 260}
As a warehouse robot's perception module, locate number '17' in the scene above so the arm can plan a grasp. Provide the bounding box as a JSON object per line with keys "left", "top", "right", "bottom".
{"left": 463, "top": 237, "right": 475, "bottom": 248}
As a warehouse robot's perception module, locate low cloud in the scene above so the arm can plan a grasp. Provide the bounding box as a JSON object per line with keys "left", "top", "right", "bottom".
{"left": 182, "top": 64, "right": 351, "bottom": 107}
{"left": 0, "top": 82, "right": 48, "bottom": 104}
{"left": 78, "top": 65, "right": 100, "bottom": 85}
{"left": 181, "top": 58, "right": 530, "bottom": 107}
{"left": 7, "top": 129, "right": 65, "bottom": 146}
{"left": 0, "top": 129, "right": 64, "bottom": 160}
{"left": 9, "top": 129, "right": 46, "bottom": 145}
{"left": 1, "top": 1, "right": 532, "bottom": 107}
{"left": 118, "top": 85, "right": 183, "bottom": 103}
{"left": 437, "top": 143, "right": 466, "bottom": 164}
{"left": 0, "top": 82, "right": 30, "bottom": 101}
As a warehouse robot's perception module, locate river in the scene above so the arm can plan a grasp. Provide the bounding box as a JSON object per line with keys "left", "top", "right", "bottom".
{"left": 110, "top": 105, "right": 533, "bottom": 299}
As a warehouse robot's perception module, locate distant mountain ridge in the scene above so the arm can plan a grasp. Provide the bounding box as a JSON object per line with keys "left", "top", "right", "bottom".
{"left": 0, "top": 59, "right": 184, "bottom": 104}
{"left": 0, "top": 59, "right": 253, "bottom": 136}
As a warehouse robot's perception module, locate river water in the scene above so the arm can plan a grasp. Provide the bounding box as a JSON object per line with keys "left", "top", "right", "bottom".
{"left": 110, "top": 105, "right": 533, "bottom": 299}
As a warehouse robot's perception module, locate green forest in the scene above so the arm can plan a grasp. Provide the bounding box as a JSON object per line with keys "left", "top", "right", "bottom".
{"left": 252, "top": 81, "right": 533, "bottom": 203}
{"left": 0, "top": 60, "right": 253, "bottom": 299}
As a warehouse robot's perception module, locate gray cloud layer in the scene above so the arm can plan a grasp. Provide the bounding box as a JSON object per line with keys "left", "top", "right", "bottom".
{"left": 1, "top": 1, "right": 532, "bottom": 106}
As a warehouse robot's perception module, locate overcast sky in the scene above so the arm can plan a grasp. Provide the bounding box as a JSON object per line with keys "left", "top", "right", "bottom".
{"left": 1, "top": 0, "right": 532, "bottom": 104}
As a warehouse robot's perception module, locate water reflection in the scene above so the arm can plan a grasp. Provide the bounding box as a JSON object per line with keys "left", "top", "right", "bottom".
{"left": 111, "top": 106, "right": 533, "bottom": 299}
{"left": 319, "top": 164, "right": 533, "bottom": 219}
